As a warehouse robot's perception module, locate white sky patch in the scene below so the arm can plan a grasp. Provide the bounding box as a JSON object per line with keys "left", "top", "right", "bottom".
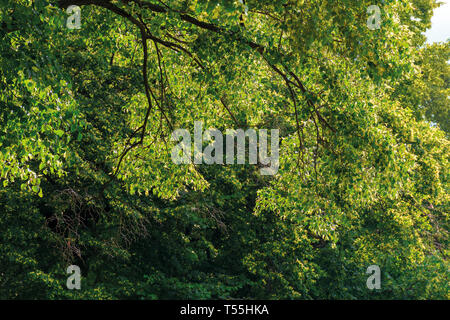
{"left": 424, "top": 0, "right": 450, "bottom": 43}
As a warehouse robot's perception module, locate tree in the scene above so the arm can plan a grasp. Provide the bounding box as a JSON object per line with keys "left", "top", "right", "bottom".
{"left": 0, "top": 0, "right": 448, "bottom": 299}
{"left": 394, "top": 41, "right": 449, "bottom": 135}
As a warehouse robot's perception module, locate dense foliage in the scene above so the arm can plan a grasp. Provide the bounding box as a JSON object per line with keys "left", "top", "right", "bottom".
{"left": 0, "top": 0, "right": 448, "bottom": 299}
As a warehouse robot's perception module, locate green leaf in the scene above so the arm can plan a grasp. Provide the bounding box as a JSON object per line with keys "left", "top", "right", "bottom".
{"left": 54, "top": 130, "right": 64, "bottom": 137}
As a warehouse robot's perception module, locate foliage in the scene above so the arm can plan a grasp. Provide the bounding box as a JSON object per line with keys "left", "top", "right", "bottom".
{"left": 0, "top": 0, "right": 448, "bottom": 299}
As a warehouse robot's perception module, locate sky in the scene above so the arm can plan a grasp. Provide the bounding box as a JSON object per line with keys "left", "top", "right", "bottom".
{"left": 424, "top": 0, "right": 450, "bottom": 43}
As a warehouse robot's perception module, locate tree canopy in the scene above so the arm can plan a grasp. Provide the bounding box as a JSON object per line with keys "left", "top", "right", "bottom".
{"left": 0, "top": 0, "right": 448, "bottom": 299}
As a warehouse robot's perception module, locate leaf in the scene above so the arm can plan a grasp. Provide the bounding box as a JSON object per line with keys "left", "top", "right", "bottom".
{"left": 54, "top": 129, "right": 64, "bottom": 137}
